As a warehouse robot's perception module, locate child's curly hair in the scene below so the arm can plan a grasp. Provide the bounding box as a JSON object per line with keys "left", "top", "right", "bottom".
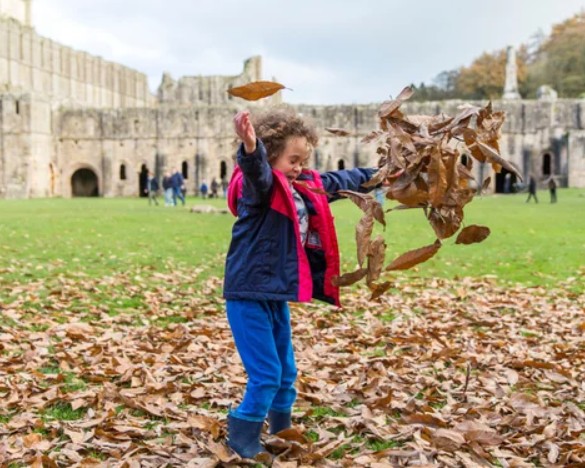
{"left": 251, "top": 107, "right": 319, "bottom": 164}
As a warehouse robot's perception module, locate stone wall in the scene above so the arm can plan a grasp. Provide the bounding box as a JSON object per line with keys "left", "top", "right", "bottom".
{"left": 45, "top": 97, "right": 585, "bottom": 200}
{"left": 0, "top": 16, "right": 154, "bottom": 108}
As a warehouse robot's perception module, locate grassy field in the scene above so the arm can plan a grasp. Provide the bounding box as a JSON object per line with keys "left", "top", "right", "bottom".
{"left": 1, "top": 190, "right": 584, "bottom": 466}
{"left": 1, "top": 188, "right": 583, "bottom": 289}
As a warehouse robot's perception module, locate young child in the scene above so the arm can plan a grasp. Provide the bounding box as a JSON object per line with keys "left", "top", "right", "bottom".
{"left": 224, "top": 107, "right": 377, "bottom": 458}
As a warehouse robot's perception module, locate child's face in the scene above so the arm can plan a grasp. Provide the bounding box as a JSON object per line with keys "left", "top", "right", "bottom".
{"left": 271, "top": 137, "right": 311, "bottom": 183}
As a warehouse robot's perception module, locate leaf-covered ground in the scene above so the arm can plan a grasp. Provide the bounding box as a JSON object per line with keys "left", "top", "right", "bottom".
{"left": 1, "top": 267, "right": 584, "bottom": 467}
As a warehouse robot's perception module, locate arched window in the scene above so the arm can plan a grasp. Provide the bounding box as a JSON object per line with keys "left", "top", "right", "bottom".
{"left": 220, "top": 161, "right": 227, "bottom": 180}
{"left": 182, "top": 161, "right": 189, "bottom": 179}
{"left": 120, "top": 164, "right": 127, "bottom": 180}
{"left": 337, "top": 159, "right": 345, "bottom": 170}
{"left": 139, "top": 164, "right": 148, "bottom": 197}
{"left": 542, "top": 153, "right": 551, "bottom": 176}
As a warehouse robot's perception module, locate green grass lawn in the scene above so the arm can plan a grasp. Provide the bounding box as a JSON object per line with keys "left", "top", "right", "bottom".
{"left": 0, "top": 188, "right": 584, "bottom": 289}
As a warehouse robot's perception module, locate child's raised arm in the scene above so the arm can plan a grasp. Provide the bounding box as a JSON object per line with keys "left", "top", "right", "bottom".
{"left": 233, "top": 111, "right": 257, "bottom": 154}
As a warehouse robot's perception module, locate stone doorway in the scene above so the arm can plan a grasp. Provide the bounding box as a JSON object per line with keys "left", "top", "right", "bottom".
{"left": 495, "top": 168, "right": 518, "bottom": 194}
{"left": 71, "top": 168, "right": 99, "bottom": 197}
{"left": 139, "top": 164, "right": 148, "bottom": 197}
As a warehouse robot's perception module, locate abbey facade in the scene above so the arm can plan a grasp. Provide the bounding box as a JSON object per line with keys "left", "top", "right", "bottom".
{"left": 1, "top": 0, "right": 585, "bottom": 199}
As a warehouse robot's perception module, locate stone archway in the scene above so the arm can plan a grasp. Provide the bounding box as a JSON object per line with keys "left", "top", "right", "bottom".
{"left": 495, "top": 168, "right": 518, "bottom": 194}
{"left": 71, "top": 168, "right": 99, "bottom": 197}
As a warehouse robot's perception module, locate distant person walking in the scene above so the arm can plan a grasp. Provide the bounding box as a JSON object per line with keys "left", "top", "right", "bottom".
{"left": 200, "top": 181, "right": 209, "bottom": 198}
{"left": 171, "top": 168, "right": 186, "bottom": 206}
{"left": 526, "top": 175, "right": 538, "bottom": 203}
{"left": 162, "top": 171, "right": 173, "bottom": 207}
{"left": 210, "top": 178, "right": 219, "bottom": 198}
{"left": 547, "top": 177, "right": 557, "bottom": 203}
{"left": 221, "top": 177, "right": 228, "bottom": 198}
{"left": 145, "top": 171, "right": 159, "bottom": 206}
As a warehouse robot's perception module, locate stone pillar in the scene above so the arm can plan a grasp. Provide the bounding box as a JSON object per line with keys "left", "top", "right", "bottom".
{"left": 24, "top": 0, "right": 31, "bottom": 27}
{"left": 503, "top": 46, "right": 521, "bottom": 100}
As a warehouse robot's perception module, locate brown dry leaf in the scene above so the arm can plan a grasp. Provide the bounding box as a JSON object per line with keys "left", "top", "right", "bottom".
{"left": 432, "top": 428, "right": 466, "bottom": 451}
{"left": 477, "top": 141, "right": 522, "bottom": 180}
{"left": 338, "top": 190, "right": 373, "bottom": 213}
{"left": 368, "top": 281, "right": 393, "bottom": 301}
{"left": 331, "top": 268, "right": 367, "bottom": 287}
{"left": 227, "top": 81, "right": 285, "bottom": 101}
{"left": 455, "top": 225, "right": 491, "bottom": 245}
{"left": 23, "top": 433, "right": 43, "bottom": 448}
{"left": 402, "top": 413, "right": 447, "bottom": 428}
{"left": 356, "top": 211, "right": 375, "bottom": 268}
{"left": 325, "top": 127, "right": 353, "bottom": 137}
{"left": 386, "top": 240, "right": 441, "bottom": 271}
{"left": 428, "top": 206, "right": 463, "bottom": 239}
{"left": 367, "top": 236, "right": 386, "bottom": 285}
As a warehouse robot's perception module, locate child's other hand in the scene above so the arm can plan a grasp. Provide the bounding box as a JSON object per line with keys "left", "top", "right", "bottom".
{"left": 234, "top": 111, "right": 257, "bottom": 154}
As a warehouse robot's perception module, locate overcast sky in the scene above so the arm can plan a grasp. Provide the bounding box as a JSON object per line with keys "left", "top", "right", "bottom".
{"left": 33, "top": 0, "right": 585, "bottom": 105}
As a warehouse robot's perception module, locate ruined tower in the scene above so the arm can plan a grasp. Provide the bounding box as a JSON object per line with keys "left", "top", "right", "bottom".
{"left": 0, "top": 0, "right": 32, "bottom": 27}
{"left": 503, "top": 46, "right": 521, "bottom": 100}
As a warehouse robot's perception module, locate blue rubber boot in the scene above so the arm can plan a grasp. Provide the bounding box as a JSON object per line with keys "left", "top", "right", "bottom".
{"left": 227, "top": 413, "right": 265, "bottom": 459}
{"left": 268, "top": 409, "right": 292, "bottom": 435}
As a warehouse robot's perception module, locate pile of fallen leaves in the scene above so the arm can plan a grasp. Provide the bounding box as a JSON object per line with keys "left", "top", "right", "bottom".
{"left": 1, "top": 265, "right": 584, "bottom": 466}
{"left": 329, "top": 86, "right": 523, "bottom": 299}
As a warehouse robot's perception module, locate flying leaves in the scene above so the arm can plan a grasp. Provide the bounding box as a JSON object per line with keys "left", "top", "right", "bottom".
{"left": 335, "top": 86, "right": 511, "bottom": 298}
{"left": 227, "top": 81, "right": 285, "bottom": 101}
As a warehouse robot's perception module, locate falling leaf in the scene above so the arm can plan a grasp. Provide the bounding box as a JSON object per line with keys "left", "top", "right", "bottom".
{"left": 455, "top": 225, "right": 491, "bottom": 245}
{"left": 331, "top": 268, "right": 367, "bottom": 287}
{"left": 386, "top": 240, "right": 441, "bottom": 271}
{"left": 227, "top": 81, "right": 285, "bottom": 101}
{"left": 325, "top": 128, "right": 353, "bottom": 137}
{"left": 367, "top": 236, "right": 386, "bottom": 284}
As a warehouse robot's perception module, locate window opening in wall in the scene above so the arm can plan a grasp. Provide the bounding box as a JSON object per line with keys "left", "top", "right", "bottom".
{"left": 337, "top": 159, "right": 345, "bottom": 170}
{"left": 139, "top": 164, "right": 149, "bottom": 197}
{"left": 120, "top": 164, "right": 127, "bottom": 180}
{"left": 15, "top": 100, "right": 20, "bottom": 115}
{"left": 182, "top": 161, "right": 189, "bottom": 179}
{"left": 542, "top": 153, "right": 552, "bottom": 176}
{"left": 220, "top": 161, "right": 227, "bottom": 180}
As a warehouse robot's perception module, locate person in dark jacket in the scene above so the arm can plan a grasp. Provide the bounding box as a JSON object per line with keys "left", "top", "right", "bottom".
{"left": 171, "top": 168, "right": 185, "bottom": 206}
{"left": 547, "top": 176, "right": 557, "bottom": 203}
{"left": 223, "top": 108, "right": 378, "bottom": 459}
{"left": 162, "top": 170, "right": 173, "bottom": 206}
{"left": 526, "top": 175, "right": 538, "bottom": 203}
{"left": 144, "top": 171, "right": 159, "bottom": 206}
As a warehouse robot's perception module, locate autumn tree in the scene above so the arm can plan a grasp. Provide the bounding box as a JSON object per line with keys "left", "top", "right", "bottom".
{"left": 454, "top": 48, "right": 528, "bottom": 100}
{"left": 526, "top": 12, "right": 585, "bottom": 97}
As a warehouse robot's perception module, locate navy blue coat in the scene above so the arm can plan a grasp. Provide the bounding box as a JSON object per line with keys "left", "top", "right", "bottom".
{"left": 223, "top": 140, "right": 376, "bottom": 306}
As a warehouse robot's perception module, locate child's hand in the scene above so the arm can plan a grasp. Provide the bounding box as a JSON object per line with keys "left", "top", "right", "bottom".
{"left": 234, "top": 111, "right": 257, "bottom": 154}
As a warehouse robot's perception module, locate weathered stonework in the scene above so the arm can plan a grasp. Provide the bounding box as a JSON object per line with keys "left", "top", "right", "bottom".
{"left": 1, "top": 1, "right": 585, "bottom": 199}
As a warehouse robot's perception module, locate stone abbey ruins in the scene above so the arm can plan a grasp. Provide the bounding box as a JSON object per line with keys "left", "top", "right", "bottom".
{"left": 1, "top": 0, "right": 585, "bottom": 199}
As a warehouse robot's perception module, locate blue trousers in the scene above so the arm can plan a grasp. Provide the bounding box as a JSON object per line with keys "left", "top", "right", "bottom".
{"left": 226, "top": 300, "right": 297, "bottom": 422}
